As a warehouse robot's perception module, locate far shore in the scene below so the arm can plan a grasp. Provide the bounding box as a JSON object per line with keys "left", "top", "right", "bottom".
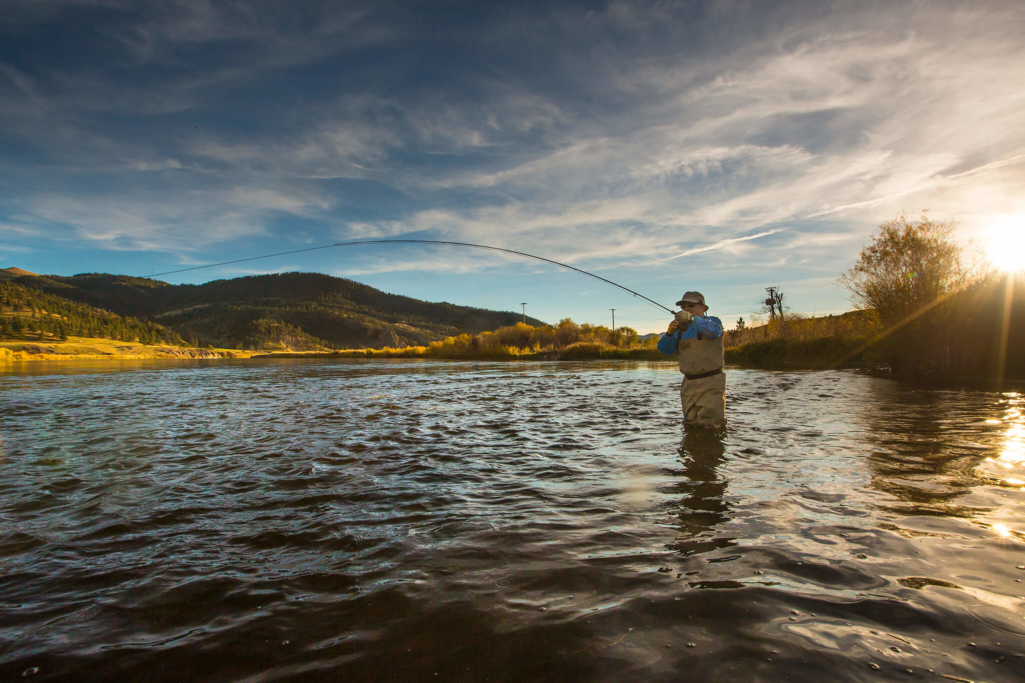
{"left": 2, "top": 336, "right": 871, "bottom": 370}
{"left": 260, "top": 341, "right": 874, "bottom": 370}
{"left": 0, "top": 338, "right": 258, "bottom": 362}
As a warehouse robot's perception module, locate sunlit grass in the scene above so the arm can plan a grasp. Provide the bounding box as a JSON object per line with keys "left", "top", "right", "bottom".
{"left": 0, "top": 336, "right": 254, "bottom": 361}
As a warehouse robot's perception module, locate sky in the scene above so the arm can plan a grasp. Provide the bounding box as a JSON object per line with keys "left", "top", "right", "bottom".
{"left": 2, "top": 0, "right": 1024, "bottom": 333}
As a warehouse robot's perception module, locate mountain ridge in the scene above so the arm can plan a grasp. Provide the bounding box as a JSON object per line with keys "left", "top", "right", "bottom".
{"left": 0, "top": 269, "right": 546, "bottom": 350}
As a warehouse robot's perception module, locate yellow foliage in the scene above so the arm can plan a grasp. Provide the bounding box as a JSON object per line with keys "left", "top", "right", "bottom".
{"left": 327, "top": 319, "right": 655, "bottom": 360}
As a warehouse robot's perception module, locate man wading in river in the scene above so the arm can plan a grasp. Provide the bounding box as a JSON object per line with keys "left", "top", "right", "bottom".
{"left": 657, "top": 291, "right": 726, "bottom": 428}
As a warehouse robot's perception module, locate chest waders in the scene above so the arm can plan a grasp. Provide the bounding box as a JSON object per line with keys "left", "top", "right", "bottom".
{"left": 676, "top": 328, "right": 726, "bottom": 428}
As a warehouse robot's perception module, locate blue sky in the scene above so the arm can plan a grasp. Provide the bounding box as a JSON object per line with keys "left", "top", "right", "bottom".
{"left": 2, "top": 0, "right": 1024, "bottom": 332}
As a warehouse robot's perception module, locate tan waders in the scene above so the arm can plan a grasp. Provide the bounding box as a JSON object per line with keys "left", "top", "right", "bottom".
{"left": 674, "top": 323, "right": 726, "bottom": 428}
{"left": 680, "top": 371, "right": 726, "bottom": 428}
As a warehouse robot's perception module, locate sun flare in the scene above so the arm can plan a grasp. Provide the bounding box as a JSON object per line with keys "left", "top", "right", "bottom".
{"left": 985, "top": 218, "right": 1025, "bottom": 272}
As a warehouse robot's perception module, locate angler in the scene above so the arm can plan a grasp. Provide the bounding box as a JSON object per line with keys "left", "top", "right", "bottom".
{"left": 657, "top": 291, "right": 726, "bottom": 428}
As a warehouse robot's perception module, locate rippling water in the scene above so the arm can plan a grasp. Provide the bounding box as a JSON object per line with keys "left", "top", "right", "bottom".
{"left": 2, "top": 359, "right": 1024, "bottom": 682}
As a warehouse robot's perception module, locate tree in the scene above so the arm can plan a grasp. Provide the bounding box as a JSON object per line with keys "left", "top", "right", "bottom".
{"left": 613, "top": 326, "right": 639, "bottom": 347}
{"left": 735, "top": 316, "right": 746, "bottom": 330}
{"left": 840, "top": 212, "right": 966, "bottom": 323}
{"left": 839, "top": 212, "right": 970, "bottom": 376}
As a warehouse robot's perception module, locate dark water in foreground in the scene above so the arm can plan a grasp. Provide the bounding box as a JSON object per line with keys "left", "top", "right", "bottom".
{"left": 2, "top": 360, "right": 1024, "bottom": 682}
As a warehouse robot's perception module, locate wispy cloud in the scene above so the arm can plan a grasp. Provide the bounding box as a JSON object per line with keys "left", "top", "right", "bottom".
{"left": 662, "top": 230, "right": 785, "bottom": 261}
{"left": 3, "top": 0, "right": 1025, "bottom": 323}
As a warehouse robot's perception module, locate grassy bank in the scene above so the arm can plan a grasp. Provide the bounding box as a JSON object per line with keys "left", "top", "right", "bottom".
{"left": 253, "top": 320, "right": 658, "bottom": 361}
{"left": 259, "top": 316, "right": 875, "bottom": 367}
{"left": 269, "top": 341, "right": 666, "bottom": 361}
{"left": 723, "top": 310, "right": 877, "bottom": 369}
{"left": 0, "top": 337, "right": 256, "bottom": 362}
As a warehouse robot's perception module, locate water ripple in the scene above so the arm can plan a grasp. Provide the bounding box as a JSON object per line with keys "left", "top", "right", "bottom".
{"left": 1, "top": 360, "right": 1024, "bottom": 681}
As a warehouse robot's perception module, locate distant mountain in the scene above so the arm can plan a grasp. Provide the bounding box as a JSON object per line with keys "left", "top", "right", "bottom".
{"left": 0, "top": 269, "right": 546, "bottom": 350}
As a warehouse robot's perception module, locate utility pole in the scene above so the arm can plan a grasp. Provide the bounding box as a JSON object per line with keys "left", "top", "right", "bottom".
{"left": 764, "top": 287, "right": 784, "bottom": 321}
{"left": 520, "top": 303, "right": 527, "bottom": 324}
{"left": 609, "top": 308, "right": 616, "bottom": 333}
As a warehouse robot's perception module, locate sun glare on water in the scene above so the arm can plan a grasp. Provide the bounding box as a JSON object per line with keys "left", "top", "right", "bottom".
{"left": 985, "top": 218, "right": 1025, "bottom": 272}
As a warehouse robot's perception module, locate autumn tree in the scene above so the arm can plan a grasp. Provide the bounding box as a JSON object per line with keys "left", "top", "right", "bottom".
{"left": 840, "top": 213, "right": 967, "bottom": 323}
{"left": 840, "top": 212, "right": 971, "bottom": 376}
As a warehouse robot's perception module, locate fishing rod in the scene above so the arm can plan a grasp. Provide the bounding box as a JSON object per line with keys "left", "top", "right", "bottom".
{"left": 147, "top": 239, "right": 676, "bottom": 314}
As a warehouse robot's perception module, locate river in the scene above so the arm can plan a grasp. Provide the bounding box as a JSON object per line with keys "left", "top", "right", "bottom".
{"left": 1, "top": 359, "right": 1024, "bottom": 681}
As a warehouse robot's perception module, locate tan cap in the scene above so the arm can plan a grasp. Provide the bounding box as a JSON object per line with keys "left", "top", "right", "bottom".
{"left": 675, "top": 291, "right": 706, "bottom": 307}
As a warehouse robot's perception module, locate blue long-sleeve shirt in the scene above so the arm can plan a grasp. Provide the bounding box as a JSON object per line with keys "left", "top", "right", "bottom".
{"left": 657, "top": 316, "right": 724, "bottom": 355}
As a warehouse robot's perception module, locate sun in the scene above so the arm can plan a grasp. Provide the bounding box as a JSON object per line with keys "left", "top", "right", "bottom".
{"left": 985, "top": 218, "right": 1025, "bottom": 273}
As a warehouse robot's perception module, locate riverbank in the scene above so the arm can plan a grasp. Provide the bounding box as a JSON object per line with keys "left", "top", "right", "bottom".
{"left": 0, "top": 338, "right": 256, "bottom": 361}
{"left": 253, "top": 338, "right": 871, "bottom": 368}
{"left": 0, "top": 321, "right": 874, "bottom": 369}
{"left": 252, "top": 314, "right": 873, "bottom": 368}
{"left": 255, "top": 342, "right": 664, "bottom": 362}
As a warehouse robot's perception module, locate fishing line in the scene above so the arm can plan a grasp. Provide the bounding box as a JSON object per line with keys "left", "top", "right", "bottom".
{"left": 147, "top": 239, "right": 676, "bottom": 314}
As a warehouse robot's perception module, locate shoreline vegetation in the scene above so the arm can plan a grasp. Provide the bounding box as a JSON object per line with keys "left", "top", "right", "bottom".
{"left": 3, "top": 279, "right": 1021, "bottom": 379}
{"left": 2, "top": 288, "right": 1020, "bottom": 381}
{"left": 0, "top": 338, "right": 256, "bottom": 362}
{"left": 0, "top": 313, "right": 873, "bottom": 367}
{"left": 253, "top": 311, "right": 878, "bottom": 369}
{"left": 2, "top": 215, "right": 1022, "bottom": 381}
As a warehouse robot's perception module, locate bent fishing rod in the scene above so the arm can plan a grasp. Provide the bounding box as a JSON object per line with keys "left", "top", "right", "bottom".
{"left": 147, "top": 239, "right": 676, "bottom": 315}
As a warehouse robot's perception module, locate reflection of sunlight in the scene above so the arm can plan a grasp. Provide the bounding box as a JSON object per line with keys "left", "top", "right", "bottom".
{"left": 977, "top": 394, "right": 1025, "bottom": 490}
{"left": 999, "top": 428, "right": 1024, "bottom": 464}
{"left": 997, "top": 394, "right": 1024, "bottom": 466}
{"left": 992, "top": 523, "right": 1013, "bottom": 538}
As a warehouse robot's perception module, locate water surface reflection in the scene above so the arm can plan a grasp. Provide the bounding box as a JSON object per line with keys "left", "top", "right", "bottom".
{"left": 664, "top": 427, "right": 733, "bottom": 558}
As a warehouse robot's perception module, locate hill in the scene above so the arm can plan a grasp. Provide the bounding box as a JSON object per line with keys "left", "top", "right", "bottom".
{"left": 0, "top": 269, "right": 545, "bottom": 351}
{"left": 0, "top": 278, "right": 188, "bottom": 347}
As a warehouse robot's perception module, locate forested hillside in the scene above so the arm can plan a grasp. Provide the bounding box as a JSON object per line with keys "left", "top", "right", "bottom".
{"left": 0, "top": 269, "right": 543, "bottom": 350}
{"left": 0, "top": 279, "right": 186, "bottom": 346}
